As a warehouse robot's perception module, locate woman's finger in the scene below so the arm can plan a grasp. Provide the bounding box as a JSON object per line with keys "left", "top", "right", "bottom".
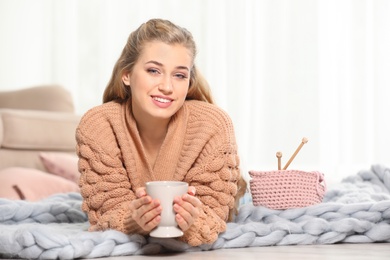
{"left": 131, "top": 197, "right": 162, "bottom": 230}
{"left": 182, "top": 193, "right": 202, "bottom": 208}
{"left": 135, "top": 187, "right": 147, "bottom": 198}
{"left": 173, "top": 194, "right": 201, "bottom": 231}
{"left": 132, "top": 195, "right": 152, "bottom": 210}
{"left": 187, "top": 186, "right": 196, "bottom": 196}
{"left": 137, "top": 201, "right": 162, "bottom": 230}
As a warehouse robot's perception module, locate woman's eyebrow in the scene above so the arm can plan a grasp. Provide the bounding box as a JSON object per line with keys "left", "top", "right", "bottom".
{"left": 176, "top": 65, "right": 190, "bottom": 71}
{"left": 145, "top": 60, "right": 189, "bottom": 71}
{"left": 145, "top": 60, "right": 163, "bottom": 66}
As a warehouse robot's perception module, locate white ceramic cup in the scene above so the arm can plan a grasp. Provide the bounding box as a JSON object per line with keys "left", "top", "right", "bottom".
{"left": 145, "top": 181, "right": 188, "bottom": 238}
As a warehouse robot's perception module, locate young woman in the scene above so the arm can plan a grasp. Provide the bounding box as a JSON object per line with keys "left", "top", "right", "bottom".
{"left": 76, "top": 18, "right": 247, "bottom": 247}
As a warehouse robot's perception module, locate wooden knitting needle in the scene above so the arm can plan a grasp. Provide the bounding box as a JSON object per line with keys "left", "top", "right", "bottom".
{"left": 276, "top": 151, "right": 282, "bottom": 170}
{"left": 283, "top": 137, "right": 308, "bottom": 170}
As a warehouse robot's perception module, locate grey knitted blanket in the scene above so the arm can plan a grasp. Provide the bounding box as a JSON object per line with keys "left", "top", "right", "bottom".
{"left": 1, "top": 164, "right": 389, "bottom": 259}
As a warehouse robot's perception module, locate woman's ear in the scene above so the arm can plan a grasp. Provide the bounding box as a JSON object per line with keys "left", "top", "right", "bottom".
{"left": 122, "top": 73, "right": 131, "bottom": 86}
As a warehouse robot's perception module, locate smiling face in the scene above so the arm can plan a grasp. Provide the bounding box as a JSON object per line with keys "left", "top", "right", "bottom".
{"left": 122, "top": 41, "right": 192, "bottom": 124}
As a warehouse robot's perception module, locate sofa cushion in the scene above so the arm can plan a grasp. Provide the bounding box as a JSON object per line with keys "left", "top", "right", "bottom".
{"left": 0, "top": 167, "right": 80, "bottom": 201}
{"left": 0, "top": 85, "right": 75, "bottom": 112}
{"left": 0, "top": 109, "right": 80, "bottom": 150}
{"left": 39, "top": 152, "right": 80, "bottom": 183}
{"left": 0, "top": 150, "right": 48, "bottom": 171}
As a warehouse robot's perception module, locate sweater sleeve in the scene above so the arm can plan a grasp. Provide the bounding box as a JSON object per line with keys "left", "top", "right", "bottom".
{"left": 178, "top": 105, "right": 241, "bottom": 246}
{"left": 75, "top": 106, "right": 147, "bottom": 235}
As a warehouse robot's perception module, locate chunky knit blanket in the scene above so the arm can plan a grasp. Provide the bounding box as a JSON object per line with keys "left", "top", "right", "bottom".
{"left": 1, "top": 164, "right": 389, "bottom": 259}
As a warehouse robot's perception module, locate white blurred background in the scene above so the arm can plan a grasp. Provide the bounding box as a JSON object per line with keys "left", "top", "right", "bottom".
{"left": 1, "top": 0, "right": 389, "bottom": 184}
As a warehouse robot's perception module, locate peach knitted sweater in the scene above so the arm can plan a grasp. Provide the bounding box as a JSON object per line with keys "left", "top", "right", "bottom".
{"left": 76, "top": 99, "right": 241, "bottom": 246}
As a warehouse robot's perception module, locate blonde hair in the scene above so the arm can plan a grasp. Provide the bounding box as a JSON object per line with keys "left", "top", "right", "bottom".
{"left": 103, "top": 18, "right": 213, "bottom": 104}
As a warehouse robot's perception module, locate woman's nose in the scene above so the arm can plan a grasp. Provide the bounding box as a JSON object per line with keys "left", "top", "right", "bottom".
{"left": 158, "top": 76, "right": 173, "bottom": 93}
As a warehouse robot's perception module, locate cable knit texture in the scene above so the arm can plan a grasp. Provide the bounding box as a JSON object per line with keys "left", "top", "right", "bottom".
{"left": 75, "top": 99, "right": 240, "bottom": 246}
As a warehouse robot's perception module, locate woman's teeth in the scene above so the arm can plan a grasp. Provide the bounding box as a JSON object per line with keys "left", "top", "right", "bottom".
{"left": 153, "top": 97, "right": 171, "bottom": 103}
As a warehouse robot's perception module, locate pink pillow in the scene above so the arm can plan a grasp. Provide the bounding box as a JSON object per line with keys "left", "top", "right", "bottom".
{"left": 39, "top": 152, "right": 80, "bottom": 183}
{"left": 0, "top": 167, "right": 80, "bottom": 201}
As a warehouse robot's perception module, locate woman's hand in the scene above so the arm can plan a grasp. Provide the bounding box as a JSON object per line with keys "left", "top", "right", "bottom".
{"left": 173, "top": 186, "right": 202, "bottom": 232}
{"left": 129, "top": 187, "right": 162, "bottom": 232}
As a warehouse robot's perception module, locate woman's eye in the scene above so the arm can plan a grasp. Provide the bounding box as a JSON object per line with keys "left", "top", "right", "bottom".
{"left": 175, "top": 74, "right": 188, "bottom": 79}
{"left": 147, "top": 68, "right": 159, "bottom": 74}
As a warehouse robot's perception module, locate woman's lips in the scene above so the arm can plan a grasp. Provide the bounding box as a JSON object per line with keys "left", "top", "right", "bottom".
{"left": 151, "top": 96, "right": 173, "bottom": 108}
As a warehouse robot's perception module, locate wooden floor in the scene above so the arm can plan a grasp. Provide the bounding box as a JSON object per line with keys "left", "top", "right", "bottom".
{"left": 95, "top": 243, "right": 389, "bottom": 260}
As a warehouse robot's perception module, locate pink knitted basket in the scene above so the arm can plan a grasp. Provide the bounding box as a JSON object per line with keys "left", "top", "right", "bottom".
{"left": 249, "top": 170, "right": 326, "bottom": 210}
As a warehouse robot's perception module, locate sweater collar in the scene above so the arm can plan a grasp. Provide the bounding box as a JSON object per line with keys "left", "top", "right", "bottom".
{"left": 124, "top": 99, "right": 188, "bottom": 183}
